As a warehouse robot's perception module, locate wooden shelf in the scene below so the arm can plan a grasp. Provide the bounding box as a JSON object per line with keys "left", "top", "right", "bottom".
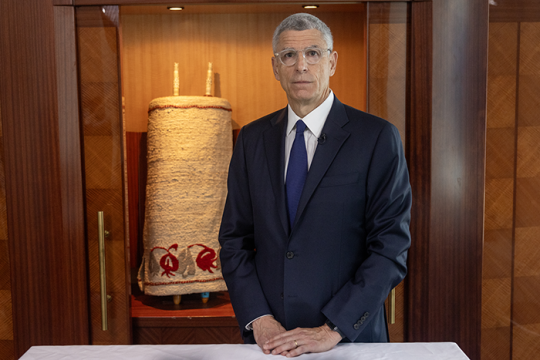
{"left": 131, "top": 292, "right": 243, "bottom": 344}
{"left": 132, "top": 292, "right": 238, "bottom": 325}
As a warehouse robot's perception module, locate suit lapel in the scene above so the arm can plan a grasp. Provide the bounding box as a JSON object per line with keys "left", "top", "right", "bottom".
{"left": 292, "top": 98, "right": 350, "bottom": 231}
{"left": 263, "top": 108, "right": 289, "bottom": 235}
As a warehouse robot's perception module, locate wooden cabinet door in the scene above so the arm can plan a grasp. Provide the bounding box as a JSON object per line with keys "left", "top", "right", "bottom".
{"left": 76, "top": 5, "right": 131, "bottom": 344}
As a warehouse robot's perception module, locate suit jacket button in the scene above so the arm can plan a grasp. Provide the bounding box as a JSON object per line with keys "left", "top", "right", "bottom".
{"left": 280, "top": 293, "right": 284, "bottom": 299}
{"left": 353, "top": 324, "right": 360, "bottom": 330}
{"left": 286, "top": 251, "right": 294, "bottom": 259}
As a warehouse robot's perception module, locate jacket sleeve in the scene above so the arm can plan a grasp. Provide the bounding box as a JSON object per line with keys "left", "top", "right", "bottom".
{"left": 218, "top": 127, "right": 273, "bottom": 333}
{"left": 321, "top": 122, "right": 412, "bottom": 341}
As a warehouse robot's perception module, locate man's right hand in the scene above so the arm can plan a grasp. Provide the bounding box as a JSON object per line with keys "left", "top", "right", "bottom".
{"left": 252, "top": 316, "right": 286, "bottom": 354}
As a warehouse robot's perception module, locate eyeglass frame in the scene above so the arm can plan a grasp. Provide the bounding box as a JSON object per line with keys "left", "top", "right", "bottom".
{"left": 273, "top": 46, "right": 332, "bottom": 67}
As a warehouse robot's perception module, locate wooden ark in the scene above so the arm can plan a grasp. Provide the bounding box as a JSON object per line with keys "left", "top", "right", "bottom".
{"left": 0, "top": 1, "right": 489, "bottom": 359}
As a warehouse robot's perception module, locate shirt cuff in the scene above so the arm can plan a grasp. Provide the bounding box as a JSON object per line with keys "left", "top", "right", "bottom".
{"left": 245, "top": 314, "right": 273, "bottom": 330}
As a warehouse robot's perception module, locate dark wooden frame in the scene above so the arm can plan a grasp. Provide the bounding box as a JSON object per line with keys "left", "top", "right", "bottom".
{"left": 0, "top": 0, "right": 486, "bottom": 359}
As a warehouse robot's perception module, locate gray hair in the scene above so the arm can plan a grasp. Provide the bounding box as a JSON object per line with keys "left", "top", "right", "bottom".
{"left": 272, "top": 13, "right": 333, "bottom": 53}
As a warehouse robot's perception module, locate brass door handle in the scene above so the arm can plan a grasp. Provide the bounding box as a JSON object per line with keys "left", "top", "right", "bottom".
{"left": 98, "top": 211, "right": 108, "bottom": 331}
{"left": 389, "top": 288, "right": 396, "bottom": 324}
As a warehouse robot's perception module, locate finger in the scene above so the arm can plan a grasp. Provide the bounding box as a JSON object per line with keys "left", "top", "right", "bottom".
{"left": 285, "top": 344, "right": 306, "bottom": 358}
{"left": 270, "top": 339, "right": 298, "bottom": 355}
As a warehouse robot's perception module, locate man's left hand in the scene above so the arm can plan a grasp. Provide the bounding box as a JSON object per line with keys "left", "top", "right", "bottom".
{"left": 262, "top": 324, "right": 342, "bottom": 357}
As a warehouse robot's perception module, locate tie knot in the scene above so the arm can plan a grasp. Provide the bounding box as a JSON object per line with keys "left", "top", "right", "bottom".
{"left": 295, "top": 120, "right": 306, "bottom": 134}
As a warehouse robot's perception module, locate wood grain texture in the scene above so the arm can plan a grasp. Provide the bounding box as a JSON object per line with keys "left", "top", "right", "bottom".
{"left": 0, "top": 0, "right": 90, "bottom": 357}
{"left": 482, "top": 29, "right": 517, "bottom": 360}
{"left": 367, "top": 2, "right": 408, "bottom": 343}
{"left": 481, "top": 327, "right": 511, "bottom": 360}
{"left": 428, "top": 2, "right": 487, "bottom": 358}
{"left": 120, "top": 7, "right": 366, "bottom": 132}
{"left": 405, "top": 1, "right": 488, "bottom": 358}
{"left": 74, "top": 0, "right": 408, "bottom": 5}
{"left": 490, "top": 0, "right": 540, "bottom": 23}
{"left": 132, "top": 293, "right": 243, "bottom": 344}
{"left": 0, "top": 101, "right": 13, "bottom": 360}
{"left": 405, "top": 0, "right": 432, "bottom": 345}
{"left": 126, "top": 132, "right": 146, "bottom": 270}
{"left": 483, "top": 18, "right": 540, "bottom": 360}
{"left": 54, "top": 6, "right": 91, "bottom": 345}
{"left": 368, "top": 3, "right": 407, "bottom": 144}
{"left": 76, "top": 6, "right": 131, "bottom": 345}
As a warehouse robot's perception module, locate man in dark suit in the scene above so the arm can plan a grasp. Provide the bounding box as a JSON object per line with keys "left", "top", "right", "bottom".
{"left": 218, "top": 13, "right": 411, "bottom": 357}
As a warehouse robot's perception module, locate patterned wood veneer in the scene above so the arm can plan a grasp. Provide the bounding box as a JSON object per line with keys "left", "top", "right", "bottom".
{"left": 482, "top": 21, "right": 517, "bottom": 360}
{"left": 483, "top": 20, "right": 540, "bottom": 360}
{"left": 368, "top": 3, "right": 407, "bottom": 342}
{"left": 513, "top": 24, "right": 540, "bottom": 352}
{"left": 77, "top": 7, "right": 130, "bottom": 344}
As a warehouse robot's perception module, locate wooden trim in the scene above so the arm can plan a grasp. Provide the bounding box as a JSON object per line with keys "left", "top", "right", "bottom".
{"left": 54, "top": 2, "right": 90, "bottom": 344}
{"left": 429, "top": 0, "right": 486, "bottom": 358}
{"left": 53, "top": 0, "right": 73, "bottom": 5}
{"left": 73, "top": 0, "right": 412, "bottom": 5}
{"left": 405, "top": 0, "right": 432, "bottom": 343}
{"left": 405, "top": 2, "right": 487, "bottom": 359}
{"left": 0, "top": 0, "right": 90, "bottom": 357}
{"left": 489, "top": 0, "right": 540, "bottom": 22}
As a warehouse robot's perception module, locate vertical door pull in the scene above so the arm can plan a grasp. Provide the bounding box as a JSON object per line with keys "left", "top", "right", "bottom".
{"left": 98, "top": 211, "right": 108, "bottom": 331}
{"left": 389, "top": 287, "right": 396, "bottom": 324}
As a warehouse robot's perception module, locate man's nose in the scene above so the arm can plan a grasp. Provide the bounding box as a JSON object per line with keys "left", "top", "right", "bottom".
{"left": 295, "top": 52, "right": 308, "bottom": 72}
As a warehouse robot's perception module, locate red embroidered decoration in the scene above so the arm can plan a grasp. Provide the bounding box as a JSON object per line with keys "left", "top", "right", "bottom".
{"left": 188, "top": 244, "right": 218, "bottom": 273}
{"left": 151, "top": 244, "right": 179, "bottom": 278}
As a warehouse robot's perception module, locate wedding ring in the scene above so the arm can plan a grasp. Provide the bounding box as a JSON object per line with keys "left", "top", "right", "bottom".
{"left": 294, "top": 340, "right": 298, "bottom": 348}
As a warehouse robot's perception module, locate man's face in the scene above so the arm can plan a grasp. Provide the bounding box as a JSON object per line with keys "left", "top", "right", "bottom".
{"left": 272, "top": 29, "right": 338, "bottom": 112}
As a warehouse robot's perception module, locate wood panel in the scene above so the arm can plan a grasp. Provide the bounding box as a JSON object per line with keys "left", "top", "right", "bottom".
{"left": 367, "top": 2, "right": 408, "bottom": 342}
{"left": 0, "top": 105, "right": 14, "bottom": 360}
{"left": 483, "top": 32, "right": 517, "bottom": 360}
{"left": 0, "top": 0, "right": 90, "bottom": 357}
{"left": 75, "top": 0, "right": 409, "bottom": 5}
{"left": 132, "top": 293, "right": 243, "bottom": 344}
{"left": 512, "top": 21, "right": 540, "bottom": 360}
{"left": 76, "top": 6, "right": 131, "bottom": 345}
{"left": 490, "top": 0, "right": 540, "bottom": 23}
{"left": 428, "top": 2, "right": 487, "bottom": 359}
{"left": 406, "top": 1, "right": 488, "bottom": 359}
{"left": 120, "top": 7, "right": 366, "bottom": 132}
{"left": 126, "top": 132, "right": 147, "bottom": 272}
{"left": 405, "top": 0, "right": 432, "bottom": 345}
{"left": 483, "top": 18, "right": 540, "bottom": 360}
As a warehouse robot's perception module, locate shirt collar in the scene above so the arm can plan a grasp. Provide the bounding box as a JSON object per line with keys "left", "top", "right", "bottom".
{"left": 286, "top": 91, "right": 334, "bottom": 138}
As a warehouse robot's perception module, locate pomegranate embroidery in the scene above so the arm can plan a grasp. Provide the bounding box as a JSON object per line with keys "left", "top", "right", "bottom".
{"left": 150, "top": 243, "right": 220, "bottom": 278}
{"left": 189, "top": 244, "right": 219, "bottom": 273}
{"left": 150, "top": 244, "right": 179, "bottom": 278}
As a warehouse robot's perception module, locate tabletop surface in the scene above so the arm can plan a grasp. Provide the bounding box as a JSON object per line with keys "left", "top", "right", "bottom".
{"left": 20, "top": 342, "right": 470, "bottom": 360}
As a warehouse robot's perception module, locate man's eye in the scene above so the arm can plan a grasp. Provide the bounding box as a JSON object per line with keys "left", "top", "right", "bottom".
{"left": 306, "top": 50, "right": 319, "bottom": 57}
{"left": 283, "top": 52, "right": 295, "bottom": 58}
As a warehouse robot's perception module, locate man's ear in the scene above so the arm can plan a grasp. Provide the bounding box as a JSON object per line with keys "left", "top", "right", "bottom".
{"left": 272, "top": 57, "right": 281, "bottom": 81}
{"left": 329, "top": 51, "right": 338, "bottom": 77}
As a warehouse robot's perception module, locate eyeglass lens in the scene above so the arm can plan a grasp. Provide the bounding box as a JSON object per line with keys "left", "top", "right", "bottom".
{"left": 279, "top": 48, "right": 323, "bottom": 66}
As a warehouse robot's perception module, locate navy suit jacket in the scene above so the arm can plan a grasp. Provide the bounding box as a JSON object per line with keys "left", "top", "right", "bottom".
{"left": 218, "top": 97, "right": 411, "bottom": 343}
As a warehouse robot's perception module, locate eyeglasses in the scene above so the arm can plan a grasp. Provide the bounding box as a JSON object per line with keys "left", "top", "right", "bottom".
{"left": 274, "top": 47, "right": 331, "bottom": 67}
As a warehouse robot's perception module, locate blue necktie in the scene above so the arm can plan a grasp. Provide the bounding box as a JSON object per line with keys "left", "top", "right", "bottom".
{"left": 286, "top": 120, "right": 308, "bottom": 228}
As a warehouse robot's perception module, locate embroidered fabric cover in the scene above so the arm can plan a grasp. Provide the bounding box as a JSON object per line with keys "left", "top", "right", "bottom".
{"left": 138, "top": 96, "right": 231, "bottom": 296}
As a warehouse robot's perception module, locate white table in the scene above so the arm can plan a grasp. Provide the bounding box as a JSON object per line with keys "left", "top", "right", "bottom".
{"left": 20, "top": 343, "right": 470, "bottom": 360}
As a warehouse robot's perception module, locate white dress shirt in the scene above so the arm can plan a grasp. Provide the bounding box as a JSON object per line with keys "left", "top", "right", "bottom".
{"left": 284, "top": 91, "right": 335, "bottom": 181}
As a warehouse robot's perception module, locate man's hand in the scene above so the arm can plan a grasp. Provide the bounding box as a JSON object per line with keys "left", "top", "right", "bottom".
{"left": 263, "top": 324, "right": 342, "bottom": 357}
{"left": 252, "top": 316, "right": 287, "bottom": 354}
